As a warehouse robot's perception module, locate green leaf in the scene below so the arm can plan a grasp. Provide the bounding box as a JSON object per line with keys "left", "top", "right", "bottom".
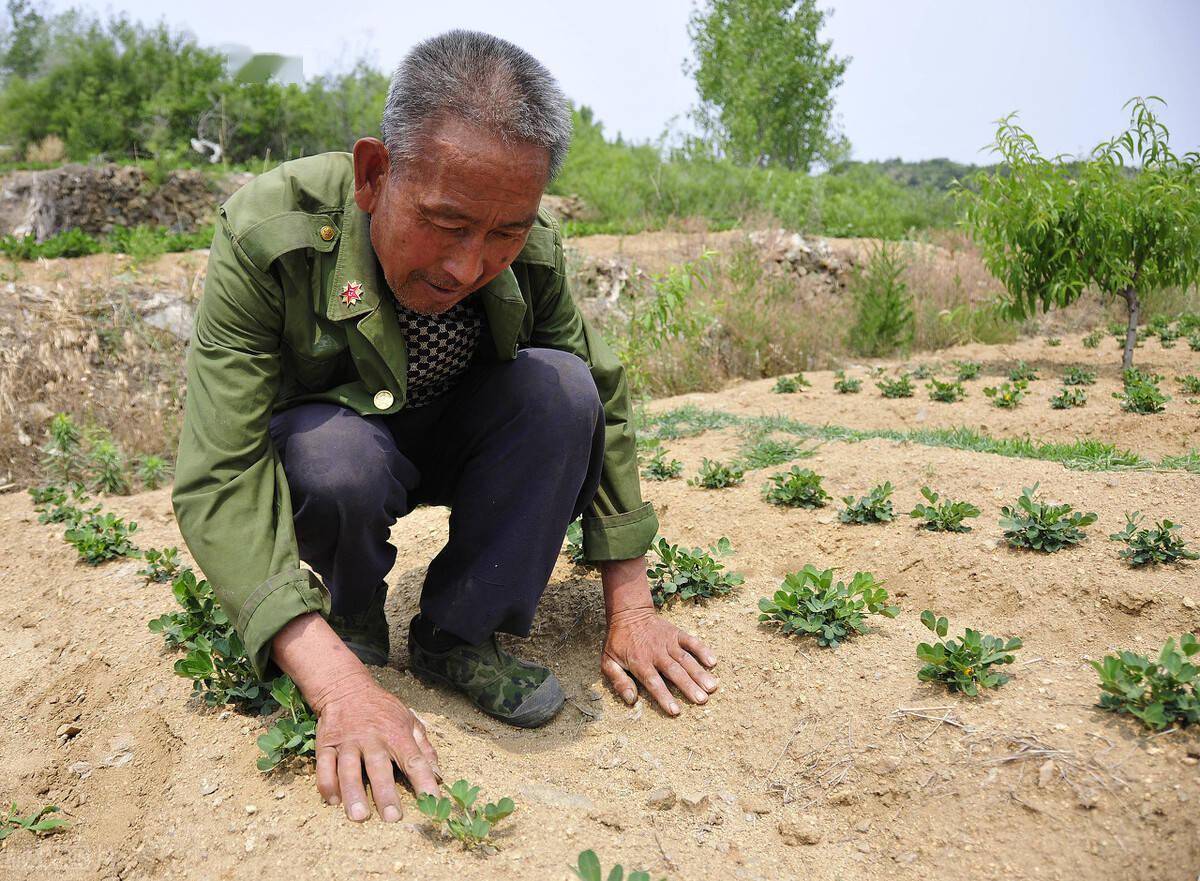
{"left": 572, "top": 851, "right": 602, "bottom": 881}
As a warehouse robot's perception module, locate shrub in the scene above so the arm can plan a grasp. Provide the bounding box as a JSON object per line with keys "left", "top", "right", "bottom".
{"left": 908, "top": 486, "right": 980, "bottom": 532}
{"left": 39, "top": 413, "right": 84, "bottom": 484}
{"left": 876, "top": 373, "right": 914, "bottom": 398}
{"left": 86, "top": 438, "right": 131, "bottom": 495}
{"left": 1091, "top": 634, "right": 1200, "bottom": 730}
{"left": 839, "top": 482, "right": 895, "bottom": 524}
{"left": 763, "top": 467, "right": 830, "bottom": 508}
{"left": 136, "top": 454, "right": 173, "bottom": 490}
{"left": 983, "top": 379, "right": 1027, "bottom": 408}
{"left": 917, "top": 611, "right": 1022, "bottom": 695}
{"left": 846, "top": 240, "right": 914, "bottom": 357}
{"left": 138, "top": 546, "right": 183, "bottom": 583}
{"left": 641, "top": 449, "right": 683, "bottom": 481}
{"left": 772, "top": 373, "right": 810, "bottom": 394}
{"left": 1061, "top": 366, "right": 1097, "bottom": 386}
{"left": 954, "top": 359, "right": 982, "bottom": 380}
{"left": 64, "top": 512, "right": 138, "bottom": 564}
{"left": 646, "top": 537, "right": 744, "bottom": 607}
{"left": 926, "top": 378, "right": 965, "bottom": 403}
{"left": 758, "top": 565, "right": 899, "bottom": 648}
{"left": 833, "top": 370, "right": 861, "bottom": 393}
{"left": 999, "top": 483, "right": 1097, "bottom": 552}
{"left": 1109, "top": 512, "right": 1198, "bottom": 566}
{"left": 1050, "top": 387, "right": 1088, "bottom": 409}
{"left": 1008, "top": 361, "right": 1039, "bottom": 382}
{"left": 689, "top": 458, "right": 745, "bottom": 489}
{"left": 417, "top": 780, "right": 515, "bottom": 849}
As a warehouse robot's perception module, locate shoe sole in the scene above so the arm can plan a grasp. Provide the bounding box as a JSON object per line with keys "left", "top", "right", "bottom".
{"left": 410, "top": 664, "right": 566, "bottom": 728}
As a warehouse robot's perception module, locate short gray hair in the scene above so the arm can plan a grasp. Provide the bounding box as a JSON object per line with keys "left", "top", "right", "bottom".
{"left": 381, "top": 30, "right": 572, "bottom": 180}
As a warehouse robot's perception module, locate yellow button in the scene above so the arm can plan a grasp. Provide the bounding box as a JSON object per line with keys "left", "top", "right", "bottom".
{"left": 319, "top": 225, "right": 337, "bottom": 242}
{"left": 373, "top": 390, "right": 394, "bottom": 410}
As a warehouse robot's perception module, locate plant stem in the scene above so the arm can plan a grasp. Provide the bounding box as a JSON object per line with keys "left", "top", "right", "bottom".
{"left": 1119, "top": 285, "right": 1140, "bottom": 369}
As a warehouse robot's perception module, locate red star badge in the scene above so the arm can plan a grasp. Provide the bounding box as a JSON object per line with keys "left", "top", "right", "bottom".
{"left": 339, "top": 280, "right": 364, "bottom": 306}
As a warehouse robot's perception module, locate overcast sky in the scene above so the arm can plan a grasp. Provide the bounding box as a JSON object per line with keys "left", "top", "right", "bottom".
{"left": 77, "top": 0, "right": 1200, "bottom": 164}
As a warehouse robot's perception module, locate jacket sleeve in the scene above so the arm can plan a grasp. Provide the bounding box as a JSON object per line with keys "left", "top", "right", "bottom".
{"left": 172, "top": 214, "right": 330, "bottom": 679}
{"left": 527, "top": 236, "right": 659, "bottom": 562}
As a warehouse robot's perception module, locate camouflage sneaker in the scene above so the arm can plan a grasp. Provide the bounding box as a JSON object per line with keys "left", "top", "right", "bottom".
{"left": 407, "top": 623, "right": 564, "bottom": 728}
{"left": 327, "top": 584, "right": 390, "bottom": 666}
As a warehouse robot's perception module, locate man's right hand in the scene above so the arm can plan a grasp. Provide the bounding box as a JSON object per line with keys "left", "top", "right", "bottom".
{"left": 311, "top": 672, "right": 441, "bottom": 822}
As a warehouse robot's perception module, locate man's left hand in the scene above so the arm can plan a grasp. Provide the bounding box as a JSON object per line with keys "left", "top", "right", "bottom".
{"left": 601, "top": 606, "right": 719, "bottom": 715}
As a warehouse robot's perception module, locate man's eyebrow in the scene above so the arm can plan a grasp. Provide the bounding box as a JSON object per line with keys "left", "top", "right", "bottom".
{"left": 422, "top": 203, "right": 537, "bottom": 230}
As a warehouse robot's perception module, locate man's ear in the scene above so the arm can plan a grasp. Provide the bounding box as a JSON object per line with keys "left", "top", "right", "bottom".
{"left": 352, "top": 138, "right": 390, "bottom": 213}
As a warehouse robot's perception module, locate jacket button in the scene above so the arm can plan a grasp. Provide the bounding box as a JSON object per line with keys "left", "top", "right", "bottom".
{"left": 373, "top": 390, "right": 394, "bottom": 410}
{"left": 319, "top": 225, "right": 337, "bottom": 242}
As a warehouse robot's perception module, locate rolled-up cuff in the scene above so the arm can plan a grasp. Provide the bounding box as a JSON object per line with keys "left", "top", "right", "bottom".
{"left": 237, "top": 567, "right": 331, "bottom": 679}
{"left": 581, "top": 501, "right": 659, "bottom": 562}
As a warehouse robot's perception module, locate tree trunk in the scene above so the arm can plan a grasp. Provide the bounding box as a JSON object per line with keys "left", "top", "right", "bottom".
{"left": 1119, "top": 287, "right": 1140, "bottom": 370}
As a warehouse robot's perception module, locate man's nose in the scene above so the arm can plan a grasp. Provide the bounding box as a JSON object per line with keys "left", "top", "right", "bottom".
{"left": 442, "top": 235, "right": 486, "bottom": 288}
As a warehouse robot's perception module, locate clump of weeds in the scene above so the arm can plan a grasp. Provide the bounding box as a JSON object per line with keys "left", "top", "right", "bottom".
{"left": 1109, "top": 512, "right": 1198, "bottom": 566}
{"left": 642, "top": 449, "right": 683, "bottom": 480}
{"left": 646, "top": 537, "right": 744, "bottom": 607}
{"left": 1044, "top": 336, "right": 1062, "bottom": 347}
{"left": 689, "top": 458, "right": 744, "bottom": 489}
{"left": 840, "top": 482, "right": 895, "bottom": 524}
{"left": 917, "top": 610, "right": 1022, "bottom": 695}
{"left": 999, "top": 483, "right": 1097, "bottom": 552}
{"left": 772, "top": 373, "right": 810, "bottom": 394}
{"left": 908, "top": 486, "right": 980, "bottom": 532}
{"left": 417, "top": 779, "right": 515, "bottom": 849}
{"left": 136, "top": 454, "right": 173, "bottom": 490}
{"left": 758, "top": 565, "right": 898, "bottom": 648}
{"left": 1092, "top": 634, "right": 1200, "bottom": 730}
{"left": 763, "top": 466, "right": 830, "bottom": 508}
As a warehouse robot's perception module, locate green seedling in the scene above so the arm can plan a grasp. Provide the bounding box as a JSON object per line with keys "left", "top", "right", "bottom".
{"left": 138, "top": 546, "right": 183, "bottom": 582}
{"left": 30, "top": 483, "right": 96, "bottom": 525}
{"left": 926, "top": 378, "right": 965, "bottom": 403}
{"left": 1091, "top": 634, "right": 1200, "bottom": 730}
{"left": 738, "top": 437, "right": 809, "bottom": 469}
{"left": 772, "top": 373, "right": 810, "bottom": 394}
{"left": 1109, "top": 512, "right": 1198, "bottom": 567}
{"left": 954, "top": 360, "right": 982, "bottom": 380}
{"left": 839, "top": 482, "right": 894, "bottom": 524}
{"left": 876, "top": 373, "right": 914, "bottom": 398}
{"left": 983, "top": 379, "right": 1027, "bottom": 408}
{"left": 1159, "top": 325, "right": 1181, "bottom": 347}
{"left": 563, "top": 520, "right": 589, "bottom": 566}
{"left": 0, "top": 804, "right": 67, "bottom": 840}
{"left": 1176, "top": 375, "right": 1200, "bottom": 395}
{"left": 833, "top": 370, "right": 861, "bottom": 393}
{"left": 1008, "top": 361, "right": 1039, "bottom": 382}
{"left": 910, "top": 363, "right": 934, "bottom": 379}
{"left": 1061, "top": 366, "right": 1097, "bottom": 386}
{"left": 689, "top": 458, "right": 744, "bottom": 489}
{"left": 63, "top": 512, "right": 138, "bottom": 564}
{"left": 916, "top": 611, "right": 1022, "bottom": 696}
{"left": 646, "top": 537, "right": 744, "bottom": 607}
{"left": 1115, "top": 370, "right": 1168, "bottom": 414}
{"left": 758, "top": 565, "right": 898, "bottom": 648}
{"left": 1189, "top": 332, "right": 1200, "bottom": 351}
{"left": 1082, "top": 329, "right": 1103, "bottom": 349}
{"left": 136, "top": 454, "right": 173, "bottom": 490}
{"left": 642, "top": 449, "right": 683, "bottom": 480}
{"left": 39, "top": 412, "right": 84, "bottom": 483}
{"left": 1050, "top": 387, "right": 1088, "bottom": 409}
{"left": 86, "top": 437, "right": 131, "bottom": 495}
{"left": 256, "top": 677, "right": 317, "bottom": 771}
{"left": 417, "top": 780, "right": 515, "bottom": 849}
{"left": 908, "top": 486, "right": 980, "bottom": 532}
{"left": 999, "top": 483, "right": 1097, "bottom": 552}
{"left": 148, "top": 568, "right": 225, "bottom": 649}
{"left": 1044, "top": 336, "right": 1062, "bottom": 347}
{"left": 572, "top": 850, "right": 662, "bottom": 881}
{"left": 763, "top": 466, "right": 830, "bottom": 509}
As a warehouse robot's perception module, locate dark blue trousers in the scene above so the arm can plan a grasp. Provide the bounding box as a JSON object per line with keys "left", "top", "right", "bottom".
{"left": 268, "top": 347, "right": 606, "bottom": 644}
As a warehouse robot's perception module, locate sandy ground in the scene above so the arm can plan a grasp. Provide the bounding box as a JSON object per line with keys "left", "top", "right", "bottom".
{"left": 3, "top": 328, "right": 1200, "bottom": 881}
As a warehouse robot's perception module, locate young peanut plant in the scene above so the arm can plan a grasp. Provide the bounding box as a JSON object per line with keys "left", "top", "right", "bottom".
{"left": 1061, "top": 366, "right": 1097, "bottom": 386}
{"left": 876, "top": 373, "right": 914, "bottom": 398}
{"left": 417, "top": 780, "right": 515, "bottom": 849}
{"left": 758, "top": 565, "right": 898, "bottom": 647}
{"left": 1189, "top": 332, "right": 1200, "bottom": 352}
{"left": 1008, "top": 361, "right": 1039, "bottom": 382}
{"left": 1092, "top": 634, "right": 1200, "bottom": 730}
{"left": 908, "top": 487, "right": 980, "bottom": 532}
{"left": 572, "top": 850, "right": 662, "bottom": 881}
{"left": 954, "top": 360, "right": 982, "bottom": 381}
{"left": 256, "top": 677, "right": 318, "bottom": 771}
{"left": 926, "top": 378, "right": 965, "bottom": 403}
{"left": 641, "top": 449, "right": 683, "bottom": 480}
{"left": 983, "top": 379, "right": 1028, "bottom": 408}
{"left": 0, "top": 804, "right": 67, "bottom": 840}
{"left": 1109, "top": 512, "right": 1198, "bottom": 566}
{"left": 689, "top": 458, "right": 744, "bottom": 489}
{"left": 138, "top": 546, "right": 183, "bottom": 583}
{"left": 63, "top": 512, "right": 138, "bottom": 564}
{"left": 1050, "top": 387, "right": 1088, "bottom": 409}
{"left": 833, "top": 370, "right": 861, "bottom": 393}
{"left": 1082, "top": 329, "right": 1103, "bottom": 349}
{"left": 1176, "top": 375, "right": 1200, "bottom": 395}
{"left": 646, "top": 537, "right": 744, "bottom": 607}
{"left": 839, "top": 482, "right": 895, "bottom": 524}
{"left": 763, "top": 467, "right": 830, "bottom": 508}
{"left": 917, "top": 611, "right": 1022, "bottom": 696}
{"left": 563, "top": 520, "right": 589, "bottom": 566}
{"left": 999, "top": 484, "right": 1097, "bottom": 552}
{"left": 1044, "top": 336, "right": 1062, "bottom": 347}
{"left": 910, "top": 363, "right": 934, "bottom": 380}
{"left": 772, "top": 373, "right": 810, "bottom": 394}
{"left": 1116, "top": 368, "right": 1168, "bottom": 414}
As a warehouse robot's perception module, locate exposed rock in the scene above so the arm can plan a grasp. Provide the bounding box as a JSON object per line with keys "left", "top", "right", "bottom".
{"left": 199, "top": 779, "right": 219, "bottom": 796}
{"left": 646, "top": 786, "right": 676, "bottom": 810}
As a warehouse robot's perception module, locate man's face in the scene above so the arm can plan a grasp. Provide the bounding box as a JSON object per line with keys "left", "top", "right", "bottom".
{"left": 354, "top": 119, "right": 550, "bottom": 315}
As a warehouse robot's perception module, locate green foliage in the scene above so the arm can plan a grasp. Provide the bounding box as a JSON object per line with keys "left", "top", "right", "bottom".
{"left": 1050, "top": 387, "right": 1088, "bottom": 409}
{"left": 1115, "top": 369, "right": 1168, "bottom": 413}
{"left": 926, "top": 378, "right": 965, "bottom": 403}
{"left": 136, "top": 454, "right": 172, "bottom": 489}
{"left": 138, "top": 546, "right": 182, "bottom": 582}
{"left": 416, "top": 780, "right": 515, "bottom": 849}
{"left": 983, "top": 379, "right": 1028, "bottom": 408}
{"left": 86, "top": 437, "right": 130, "bottom": 494}
{"left": 1007, "top": 361, "right": 1039, "bottom": 382}
{"left": 0, "top": 803, "right": 67, "bottom": 840}
{"left": 1062, "top": 366, "right": 1097, "bottom": 386}
{"left": 1044, "top": 336, "right": 1062, "bottom": 347}
{"left": 1082, "top": 329, "right": 1103, "bottom": 348}
{"left": 563, "top": 519, "right": 588, "bottom": 567}
{"left": 763, "top": 466, "right": 830, "bottom": 508}
{"left": 954, "top": 360, "right": 982, "bottom": 380}
{"left": 876, "top": 373, "right": 914, "bottom": 398}
{"left": 571, "top": 850, "right": 661, "bottom": 881}
{"left": 999, "top": 484, "right": 1098, "bottom": 552}
{"left": 0, "top": 224, "right": 213, "bottom": 262}
{"left": 30, "top": 482, "right": 96, "bottom": 525}
{"left": 1109, "top": 512, "right": 1198, "bottom": 566}
{"left": 646, "top": 537, "right": 744, "bottom": 607}
{"left": 63, "top": 511, "right": 138, "bottom": 564}
{"left": 688, "top": 458, "right": 745, "bottom": 489}
{"left": 916, "top": 611, "right": 1022, "bottom": 696}
{"left": 758, "top": 565, "right": 898, "bottom": 648}
{"left": 687, "top": 0, "right": 848, "bottom": 172}
{"left": 1177, "top": 375, "right": 1200, "bottom": 395}
{"left": 1189, "top": 332, "right": 1200, "bottom": 351}
{"left": 839, "top": 482, "right": 895, "bottom": 524}
{"left": 847, "top": 241, "right": 914, "bottom": 357}
{"left": 908, "top": 486, "right": 980, "bottom": 532}
{"left": 833, "top": 370, "right": 861, "bottom": 393}
{"left": 959, "top": 98, "right": 1200, "bottom": 369}
{"left": 256, "top": 677, "right": 317, "bottom": 771}
{"left": 641, "top": 449, "right": 683, "bottom": 481}
{"left": 1091, "top": 634, "right": 1200, "bottom": 730}
{"left": 910, "top": 363, "right": 934, "bottom": 380}
{"left": 39, "top": 412, "right": 84, "bottom": 483}
{"left": 772, "top": 373, "right": 810, "bottom": 394}
{"left": 737, "top": 436, "right": 809, "bottom": 469}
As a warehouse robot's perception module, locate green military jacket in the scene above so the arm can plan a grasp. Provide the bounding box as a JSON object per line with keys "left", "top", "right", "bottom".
{"left": 172, "top": 152, "right": 658, "bottom": 678}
